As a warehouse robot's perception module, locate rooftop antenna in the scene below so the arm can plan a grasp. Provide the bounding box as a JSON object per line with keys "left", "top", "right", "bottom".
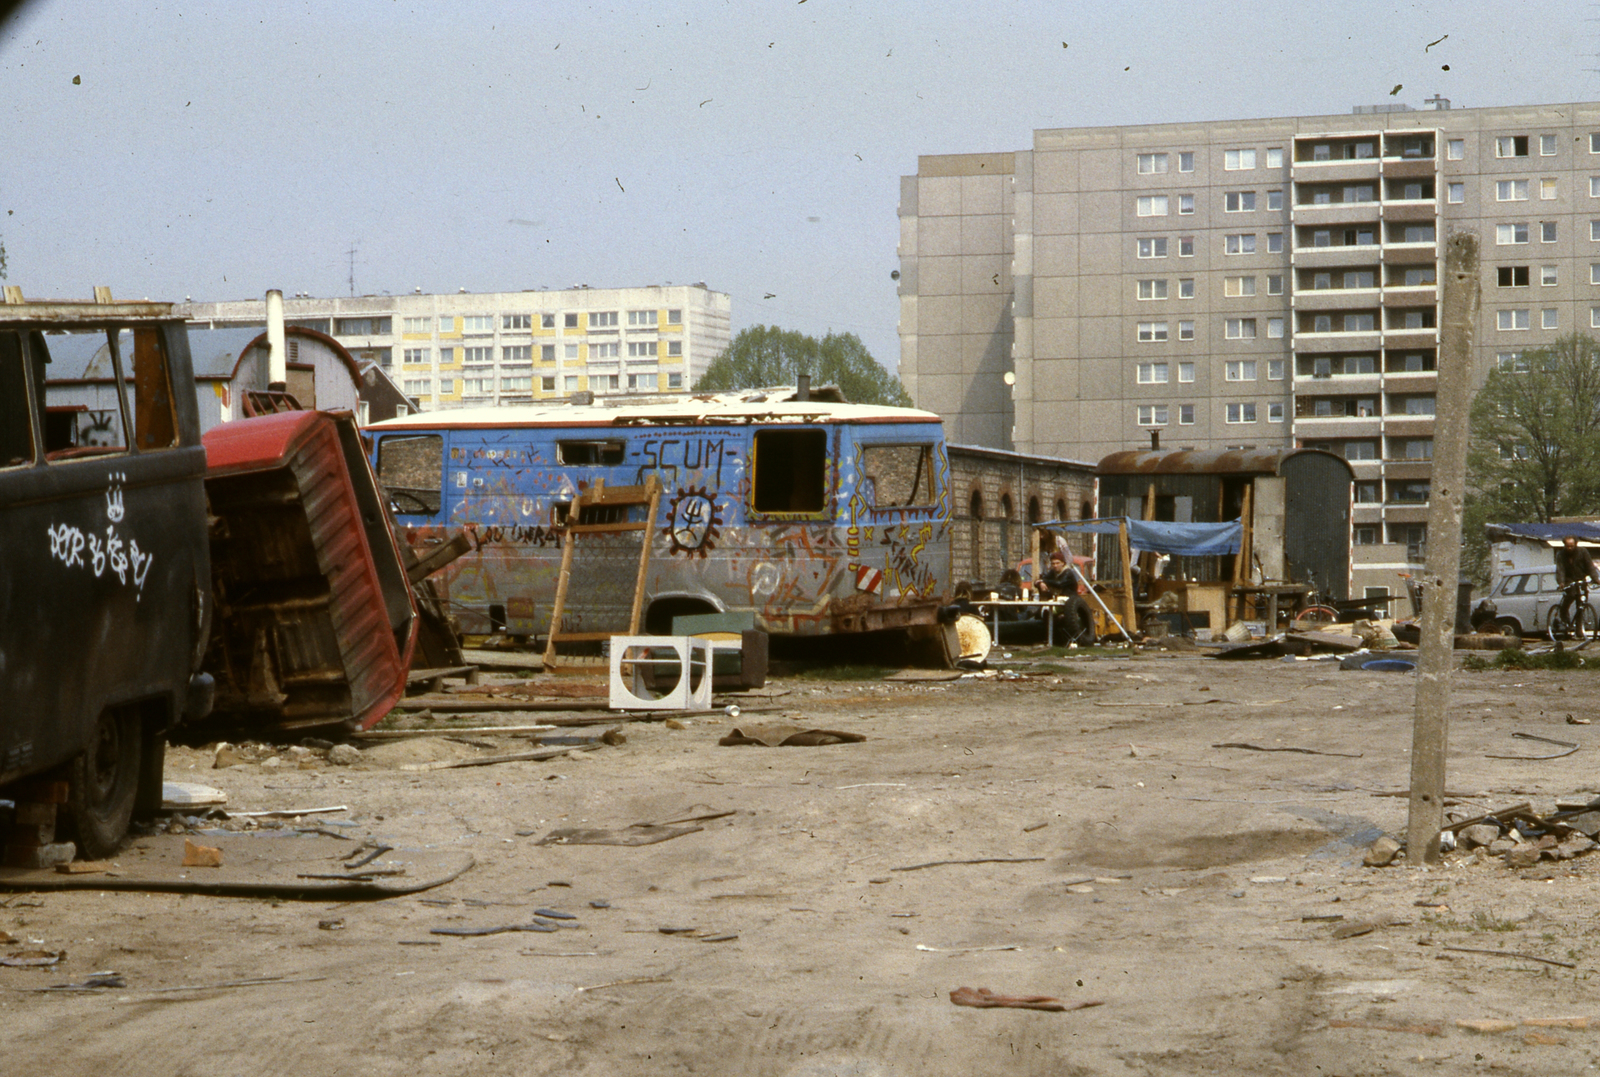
{"left": 346, "top": 241, "right": 359, "bottom": 297}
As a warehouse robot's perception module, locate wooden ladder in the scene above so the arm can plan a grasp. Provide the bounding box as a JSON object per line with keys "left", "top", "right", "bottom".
{"left": 543, "top": 475, "right": 662, "bottom": 671}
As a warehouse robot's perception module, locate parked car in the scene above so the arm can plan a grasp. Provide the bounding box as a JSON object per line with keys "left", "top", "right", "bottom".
{"left": 1471, "top": 569, "right": 1600, "bottom": 637}
{"left": 0, "top": 298, "right": 213, "bottom": 858}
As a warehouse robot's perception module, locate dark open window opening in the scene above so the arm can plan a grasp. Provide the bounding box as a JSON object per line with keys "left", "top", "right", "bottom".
{"left": 557, "top": 439, "right": 625, "bottom": 466}
{"left": 752, "top": 428, "right": 827, "bottom": 513}
{"left": 860, "top": 443, "right": 935, "bottom": 508}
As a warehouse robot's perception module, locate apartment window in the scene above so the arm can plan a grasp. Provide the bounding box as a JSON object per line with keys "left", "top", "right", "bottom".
{"left": 1178, "top": 362, "right": 1195, "bottom": 382}
{"left": 1447, "top": 138, "right": 1464, "bottom": 160}
{"left": 1225, "top": 318, "right": 1257, "bottom": 340}
{"left": 1592, "top": 178, "right": 1600, "bottom": 199}
{"left": 1543, "top": 308, "right": 1559, "bottom": 329}
{"left": 402, "top": 378, "right": 431, "bottom": 395}
{"left": 1313, "top": 229, "right": 1333, "bottom": 248}
{"left": 1178, "top": 193, "right": 1194, "bottom": 214}
{"left": 666, "top": 372, "right": 682, "bottom": 389}
{"left": 1225, "top": 403, "right": 1257, "bottom": 423}
{"left": 591, "top": 341, "right": 620, "bottom": 358}
{"left": 1137, "top": 237, "right": 1168, "bottom": 258}
{"left": 1448, "top": 182, "right": 1464, "bottom": 203}
{"left": 1496, "top": 135, "right": 1530, "bottom": 158}
{"left": 667, "top": 341, "right": 683, "bottom": 356}
{"left": 1266, "top": 275, "right": 1283, "bottom": 296}
{"left": 1178, "top": 236, "right": 1195, "bottom": 256}
{"left": 501, "top": 375, "right": 532, "bottom": 391}
{"left": 438, "top": 347, "right": 453, "bottom": 364}
{"left": 589, "top": 311, "right": 619, "bottom": 328}
{"left": 1137, "top": 152, "right": 1168, "bottom": 174}
{"left": 1592, "top": 306, "right": 1600, "bottom": 329}
{"left": 1592, "top": 134, "right": 1600, "bottom": 154}
{"left": 1225, "top": 359, "right": 1257, "bottom": 380}
{"left": 1225, "top": 191, "right": 1256, "bottom": 212}
{"left": 1137, "top": 404, "right": 1169, "bottom": 426}
{"left": 334, "top": 316, "right": 392, "bottom": 336}
{"left": 1498, "top": 309, "right": 1531, "bottom": 330}
{"left": 1225, "top": 233, "right": 1256, "bottom": 255}
{"left": 1137, "top": 195, "right": 1169, "bottom": 216}
{"left": 541, "top": 376, "right": 557, "bottom": 392}
{"left": 628, "top": 309, "right": 658, "bottom": 326}
{"left": 1178, "top": 151, "right": 1195, "bottom": 172}
{"left": 628, "top": 373, "right": 658, "bottom": 391}
{"left": 667, "top": 309, "right": 682, "bottom": 324}
{"left": 1497, "top": 180, "right": 1529, "bottom": 201}
{"left": 1224, "top": 148, "right": 1256, "bottom": 170}
{"left": 460, "top": 376, "right": 493, "bottom": 395}
{"left": 1178, "top": 320, "right": 1195, "bottom": 340}
{"left": 1137, "top": 279, "right": 1168, "bottom": 300}
{"left": 1137, "top": 321, "right": 1169, "bottom": 342}
{"left": 502, "top": 314, "right": 531, "bottom": 331}
{"left": 541, "top": 313, "right": 556, "bottom": 328}
{"left": 538, "top": 344, "right": 554, "bottom": 362}
{"left": 1499, "top": 266, "right": 1530, "bottom": 287}
{"left": 462, "top": 315, "right": 494, "bottom": 335}
{"left": 1353, "top": 483, "right": 1380, "bottom": 505}
{"left": 1267, "top": 358, "right": 1285, "bottom": 380}
{"left": 402, "top": 317, "right": 431, "bottom": 333}
{"left": 1342, "top": 441, "right": 1376, "bottom": 460}
{"left": 565, "top": 375, "right": 580, "bottom": 391}
{"left": 1541, "top": 134, "right": 1558, "bottom": 156}
{"left": 1267, "top": 233, "right": 1283, "bottom": 253}
{"left": 1497, "top": 223, "right": 1530, "bottom": 245}
{"left": 1267, "top": 147, "right": 1283, "bottom": 168}
{"left": 1542, "top": 265, "right": 1558, "bottom": 286}
{"left": 1267, "top": 402, "right": 1284, "bottom": 422}
{"left": 564, "top": 343, "right": 579, "bottom": 359}
{"left": 1593, "top": 220, "right": 1600, "bottom": 242}
{"left": 627, "top": 341, "right": 658, "bottom": 357}
{"left": 1343, "top": 184, "right": 1375, "bottom": 203}
{"left": 1137, "top": 362, "right": 1169, "bottom": 384}
{"left": 1178, "top": 278, "right": 1195, "bottom": 298}
{"left": 1267, "top": 189, "right": 1282, "bottom": 211}
{"left": 1224, "top": 276, "right": 1256, "bottom": 297}
{"left": 1267, "top": 318, "right": 1285, "bottom": 339}
{"left": 463, "top": 346, "right": 493, "bottom": 363}
{"left": 436, "top": 316, "right": 456, "bottom": 333}
{"left": 502, "top": 345, "right": 532, "bottom": 363}
{"left": 1542, "top": 178, "right": 1558, "bottom": 200}
{"left": 1344, "top": 313, "right": 1375, "bottom": 332}
{"left": 1312, "top": 315, "right": 1333, "bottom": 333}
{"left": 402, "top": 348, "right": 430, "bottom": 365}
{"left": 1543, "top": 221, "right": 1558, "bottom": 242}
{"left": 564, "top": 313, "right": 579, "bottom": 328}
{"left": 1498, "top": 351, "right": 1530, "bottom": 371}
{"left": 1178, "top": 404, "right": 1195, "bottom": 424}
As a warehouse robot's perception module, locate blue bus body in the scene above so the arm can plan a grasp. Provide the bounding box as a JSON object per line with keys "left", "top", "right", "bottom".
{"left": 367, "top": 391, "right": 952, "bottom": 638}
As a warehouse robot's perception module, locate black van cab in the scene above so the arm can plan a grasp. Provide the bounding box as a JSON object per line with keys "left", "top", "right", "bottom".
{"left": 0, "top": 297, "right": 211, "bottom": 858}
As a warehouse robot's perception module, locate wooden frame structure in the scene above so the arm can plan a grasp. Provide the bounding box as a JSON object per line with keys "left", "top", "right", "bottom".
{"left": 543, "top": 475, "right": 662, "bottom": 671}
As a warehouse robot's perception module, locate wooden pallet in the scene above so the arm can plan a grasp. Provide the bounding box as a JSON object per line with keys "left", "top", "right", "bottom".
{"left": 543, "top": 476, "right": 661, "bottom": 672}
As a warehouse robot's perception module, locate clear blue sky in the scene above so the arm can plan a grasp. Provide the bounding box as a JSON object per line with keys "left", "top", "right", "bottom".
{"left": 0, "top": 1, "right": 1594, "bottom": 371}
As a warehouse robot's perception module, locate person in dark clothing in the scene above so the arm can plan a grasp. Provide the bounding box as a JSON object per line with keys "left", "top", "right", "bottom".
{"left": 1036, "top": 552, "right": 1095, "bottom": 646}
{"left": 1555, "top": 536, "right": 1600, "bottom": 629}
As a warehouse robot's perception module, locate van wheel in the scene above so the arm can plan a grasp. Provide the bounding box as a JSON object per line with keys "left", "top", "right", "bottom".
{"left": 61, "top": 708, "right": 143, "bottom": 859}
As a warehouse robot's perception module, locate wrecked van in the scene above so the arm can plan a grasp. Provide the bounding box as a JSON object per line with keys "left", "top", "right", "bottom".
{"left": 367, "top": 388, "right": 953, "bottom": 639}
{"left": 0, "top": 298, "right": 212, "bottom": 857}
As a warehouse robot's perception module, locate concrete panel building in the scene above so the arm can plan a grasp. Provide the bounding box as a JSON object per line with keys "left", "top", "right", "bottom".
{"left": 180, "top": 283, "right": 731, "bottom": 412}
{"left": 900, "top": 99, "right": 1600, "bottom": 600}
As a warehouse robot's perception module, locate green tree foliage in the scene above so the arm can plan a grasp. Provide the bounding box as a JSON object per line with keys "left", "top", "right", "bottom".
{"left": 693, "top": 325, "right": 913, "bottom": 408}
{"left": 1463, "top": 334, "right": 1600, "bottom": 581}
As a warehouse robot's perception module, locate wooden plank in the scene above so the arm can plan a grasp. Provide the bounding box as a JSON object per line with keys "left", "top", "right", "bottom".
{"left": 568, "top": 521, "right": 650, "bottom": 535}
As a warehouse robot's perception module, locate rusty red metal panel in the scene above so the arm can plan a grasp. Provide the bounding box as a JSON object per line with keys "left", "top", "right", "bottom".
{"left": 1096, "top": 447, "right": 1350, "bottom": 478}
{"left": 202, "top": 411, "right": 415, "bottom": 734}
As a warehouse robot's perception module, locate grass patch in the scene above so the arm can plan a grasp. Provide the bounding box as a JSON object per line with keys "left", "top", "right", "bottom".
{"left": 1422, "top": 909, "right": 1522, "bottom": 933}
{"left": 790, "top": 664, "right": 898, "bottom": 681}
{"left": 1463, "top": 649, "right": 1590, "bottom": 671}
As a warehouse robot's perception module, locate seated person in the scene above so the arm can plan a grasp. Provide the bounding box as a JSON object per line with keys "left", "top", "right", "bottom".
{"left": 1036, "top": 553, "right": 1095, "bottom": 645}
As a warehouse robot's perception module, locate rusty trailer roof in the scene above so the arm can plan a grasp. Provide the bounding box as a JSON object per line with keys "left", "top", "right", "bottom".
{"left": 1096, "top": 447, "right": 1352, "bottom": 477}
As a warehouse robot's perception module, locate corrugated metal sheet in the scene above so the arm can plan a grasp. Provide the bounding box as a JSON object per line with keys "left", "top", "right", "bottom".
{"left": 203, "top": 410, "right": 415, "bottom": 734}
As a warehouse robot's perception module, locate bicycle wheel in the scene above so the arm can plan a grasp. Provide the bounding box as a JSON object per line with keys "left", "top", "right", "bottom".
{"left": 1549, "top": 606, "right": 1574, "bottom": 643}
{"left": 1581, "top": 605, "right": 1598, "bottom": 642}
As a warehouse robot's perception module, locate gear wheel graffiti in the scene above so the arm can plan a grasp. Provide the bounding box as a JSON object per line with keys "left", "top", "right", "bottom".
{"left": 663, "top": 485, "right": 722, "bottom": 558}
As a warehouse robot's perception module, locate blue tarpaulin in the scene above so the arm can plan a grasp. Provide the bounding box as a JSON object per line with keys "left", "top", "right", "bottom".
{"left": 1041, "top": 517, "right": 1243, "bottom": 558}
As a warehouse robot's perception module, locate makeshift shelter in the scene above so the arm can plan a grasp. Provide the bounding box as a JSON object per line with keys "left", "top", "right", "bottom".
{"left": 1042, "top": 517, "right": 1244, "bottom": 632}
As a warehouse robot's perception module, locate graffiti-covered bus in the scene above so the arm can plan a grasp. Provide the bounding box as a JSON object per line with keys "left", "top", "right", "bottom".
{"left": 366, "top": 388, "right": 953, "bottom": 639}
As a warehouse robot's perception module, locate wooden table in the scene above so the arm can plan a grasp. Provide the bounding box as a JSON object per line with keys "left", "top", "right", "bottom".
{"left": 973, "top": 598, "right": 1070, "bottom": 647}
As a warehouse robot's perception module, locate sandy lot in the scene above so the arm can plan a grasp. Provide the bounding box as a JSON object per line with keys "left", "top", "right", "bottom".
{"left": 6, "top": 649, "right": 1600, "bottom": 1076}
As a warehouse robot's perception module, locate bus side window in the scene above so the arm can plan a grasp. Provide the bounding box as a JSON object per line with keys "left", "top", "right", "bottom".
{"left": 377, "top": 433, "right": 444, "bottom": 515}
{"left": 752, "top": 428, "right": 826, "bottom": 513}
{"left": 861, "top": 444, "right": 935, "bottom": 508}
{"left": 0, "top": 331, "right": 35, "bottom": 467}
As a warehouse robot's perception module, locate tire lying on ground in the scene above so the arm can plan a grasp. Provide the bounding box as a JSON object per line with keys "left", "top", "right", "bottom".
{"left": 1339, "top": 654, "right": 1418, "bottom": 672}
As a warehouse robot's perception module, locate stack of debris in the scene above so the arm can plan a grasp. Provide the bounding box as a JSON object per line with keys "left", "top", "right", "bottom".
{"left": 1367, "top": 798, "right": 1600, "bottom": 869}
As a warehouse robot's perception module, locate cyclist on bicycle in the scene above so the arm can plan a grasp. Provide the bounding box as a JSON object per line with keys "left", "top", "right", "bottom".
{"left": 1555, "top": 535, "right": 1600, "bottom": 630}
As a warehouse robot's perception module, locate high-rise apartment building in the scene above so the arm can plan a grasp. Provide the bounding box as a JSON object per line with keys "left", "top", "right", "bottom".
{"left": 180, "top": 283, "right": 730, "bottom": 410}
{"left": 899, "top": 100, "right": 1600, "bottom": 597}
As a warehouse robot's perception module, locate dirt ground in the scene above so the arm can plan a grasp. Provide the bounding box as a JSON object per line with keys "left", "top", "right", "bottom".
{"left": 7, "top": 648, "right": 1600, "bottom": 1076}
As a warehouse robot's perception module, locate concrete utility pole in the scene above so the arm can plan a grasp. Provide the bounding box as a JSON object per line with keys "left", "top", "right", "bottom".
{"left": 1407, "top": 231, "right": 1481, "bottom": 865}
